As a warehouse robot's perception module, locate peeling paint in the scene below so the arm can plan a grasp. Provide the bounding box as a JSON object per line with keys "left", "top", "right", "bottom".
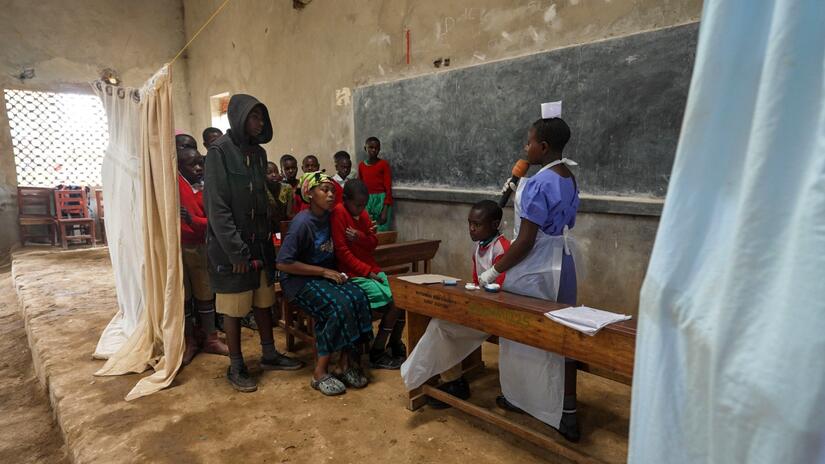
{"left": 335, "top": 87, "right": 352, "bottom": 106}
{"left": 544, "top": 4, "right": 558, "bottom": 22}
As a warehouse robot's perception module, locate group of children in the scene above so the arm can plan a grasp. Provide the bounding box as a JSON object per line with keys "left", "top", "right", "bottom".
{"left": 176, "top": 94, "right": 401, "bottom": 396}
{"left": 177, "top": 92, "right": 583, "bottom": 442}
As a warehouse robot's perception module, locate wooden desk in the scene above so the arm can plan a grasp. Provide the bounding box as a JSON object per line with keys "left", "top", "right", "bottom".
{"left": 390, "top": 275, "right": 636, "bottom": 463}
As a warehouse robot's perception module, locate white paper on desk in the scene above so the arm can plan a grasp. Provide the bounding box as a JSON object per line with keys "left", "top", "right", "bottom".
{"left": 541, "top": 101, "right": 562, "bottom": 119}
{"left": 397, "top": 274, "right": 462, "bottom": 285}
{"left": 544, "top": 306, "right": 631, "bottom": 336}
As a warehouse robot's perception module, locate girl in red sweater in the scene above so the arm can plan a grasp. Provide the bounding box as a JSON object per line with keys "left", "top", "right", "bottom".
{"left": 358, "top": 137, "right": 393, "bottom": 232}
{"left": 331, "top": 180, "right": 405, "bottom": 369}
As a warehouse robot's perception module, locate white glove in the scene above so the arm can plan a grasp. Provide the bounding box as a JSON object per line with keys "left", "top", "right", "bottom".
{"left": 501, "top": 179, "right": 517, "bottom": 195}
{"left": 479, "top": 266, "right": 501, "bottom": 286}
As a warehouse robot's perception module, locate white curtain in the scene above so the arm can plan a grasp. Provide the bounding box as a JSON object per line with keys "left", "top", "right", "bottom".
{"left": 92, "top": 82, "right": 145, "bottom": 359}
{"left": 629, "top": 1, "right": 825, "bottom": 463}
{"left": 95, "top": 65, "right": 185, "bottom": 401}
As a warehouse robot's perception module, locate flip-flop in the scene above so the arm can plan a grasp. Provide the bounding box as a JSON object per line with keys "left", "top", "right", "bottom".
{"left": 310, "top": 374, "right": 346, "bottom": 396}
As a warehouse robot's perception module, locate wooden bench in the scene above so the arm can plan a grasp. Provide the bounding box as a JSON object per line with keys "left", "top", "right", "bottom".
{"left": 390, "top": 275, "right": 635, "bottom": 463}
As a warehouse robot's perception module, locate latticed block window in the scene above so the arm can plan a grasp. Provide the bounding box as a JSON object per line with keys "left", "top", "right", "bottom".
{"left": 4, "top": 89, "right": 109, "bottom": 188}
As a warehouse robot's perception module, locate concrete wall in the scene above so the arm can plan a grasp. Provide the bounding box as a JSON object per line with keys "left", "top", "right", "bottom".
{"left": 182, "top": 0, "right": 703, "bottom": 314}
{"left": 0, "top": 0, "right": 193, "bottom": 263}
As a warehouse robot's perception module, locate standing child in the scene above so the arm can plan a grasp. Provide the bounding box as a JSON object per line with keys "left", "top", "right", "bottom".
{"left": 293, "top": 155, "right": 320, "bottom": 215}
{"left": 332, "top": 151, "right": 352, "bottom": 188}
{"left": 479, "top": 117, "right": 581, "bottom": 442}
{"left": 202, "top": 127, "right": 223, "bottom": 151}
{"left": 205, "top": 94, "right": 304, "bottom": 393}
{"left": 400, "top": 200, "right": 509, "bottom": 408}
{"left": 176, "top": 134, "right": 229, "bottom": 365}
{"left": 277, "top": 172, "right": 374, "bottom": 396}
{"left": 266, "top": 161, "right": 293, "bottom": 227}
{"left": 330, "top": 180, "right": 406, "bottom": 369}
{"left": 280, "top": 154, "right": 299, "bottom": 219}
{"left": 358, "top": 137, "right": 393, "bottom": 232}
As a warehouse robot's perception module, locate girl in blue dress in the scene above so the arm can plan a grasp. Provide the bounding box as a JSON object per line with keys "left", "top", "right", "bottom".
{"left": 479, "top": 117, "right": 581, "bottom": 442}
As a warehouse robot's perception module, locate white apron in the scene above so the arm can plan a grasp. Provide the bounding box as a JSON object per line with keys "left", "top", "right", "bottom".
{"left": 499, "top": 158, "right": 578, "bottom": 428}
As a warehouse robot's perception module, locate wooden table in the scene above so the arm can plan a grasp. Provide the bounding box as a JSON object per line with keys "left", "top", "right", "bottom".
{"left": 390, "top": 275, "right": 636, "bottom": 463}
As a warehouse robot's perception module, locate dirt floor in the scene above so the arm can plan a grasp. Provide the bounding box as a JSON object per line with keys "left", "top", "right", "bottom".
{"left": 0, "top": 267, "right": 69, "bottom": 464}
{"left": 11, "top": 247, "right": 630, "bottom": 464}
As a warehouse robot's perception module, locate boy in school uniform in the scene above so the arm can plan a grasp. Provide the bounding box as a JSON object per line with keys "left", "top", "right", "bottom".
{"left": 332, "top": 150, "right": 352, "bottom": 188}
{"left": 266, "top": 161, "right": 293, "bottom": 226}
{"left": 400, "top": 200, "right": 509, "bottom": 407}
{"left": 479, "top": 117, "right": 581, "bottom": 442}
{"left": 358, "top": 137, "right": 393, "bottom": 232}
{"left": 176, "top": 133, "right": 229, "bottom": 365}
{"left": 202, "top": 127, "right": 222, "bottom": 151}
{"left": 205, "top": 94, "right": 303, "bottom": 392}
{"left": 330, "top": 180, "right": 406, "bottom": 369}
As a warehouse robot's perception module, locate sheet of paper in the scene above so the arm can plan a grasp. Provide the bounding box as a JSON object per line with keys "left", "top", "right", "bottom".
{"left": 397, "top": 274, "right": 462, "bottom": 285}
{"left": 541, "top": 100, "right": 562, "bottom": 119}
{"left": 544, "top": 305, "right": 631, "bottom": 336}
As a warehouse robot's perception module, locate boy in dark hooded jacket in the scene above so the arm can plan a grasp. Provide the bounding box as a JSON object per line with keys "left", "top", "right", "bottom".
{"left": 205, "top": 94, "right": 303, "bottom": 392}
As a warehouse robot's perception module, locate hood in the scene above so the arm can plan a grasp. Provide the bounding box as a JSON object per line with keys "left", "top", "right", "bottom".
{"left": 227, "top": 94, "right": 273, "bottom": 146}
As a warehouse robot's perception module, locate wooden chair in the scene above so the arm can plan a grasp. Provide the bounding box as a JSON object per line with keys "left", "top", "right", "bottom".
{"left": 54, "top": 189, "right": 96, "bottom": 249}
{"left": 17, "top": 187, "right": 56, "bottom": 246}
{"left": 95, "top": 189, "right": 106, "bottom": 245}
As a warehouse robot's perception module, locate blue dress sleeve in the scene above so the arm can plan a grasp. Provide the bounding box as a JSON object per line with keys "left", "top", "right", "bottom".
{"left": 520, "top": 176, "right": 560, "bottom": 229}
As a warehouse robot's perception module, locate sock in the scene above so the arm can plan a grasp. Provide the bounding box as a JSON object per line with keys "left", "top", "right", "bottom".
{"left": 197, "top": 303, "right": 216, "bottom": 334}
{"left": 230, "top": 354, "right": 245, "bottom": 373}
{"left": 261, "top": 341, "right": 278, "bottom": 360}
{"left": 563, "top": 394, "right": 577, "bottom": 414}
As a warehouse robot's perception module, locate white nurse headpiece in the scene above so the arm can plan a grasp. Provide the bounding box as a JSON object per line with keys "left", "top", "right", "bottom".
{"left": 541, "top": 101, "right": 562, "bottom": 119}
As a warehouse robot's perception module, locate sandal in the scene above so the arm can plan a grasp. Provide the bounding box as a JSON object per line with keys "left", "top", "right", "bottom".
{"left": 337, "top": 367, "right": 369, "bottom": 389}
{"left": 310, "top": 374, "right": 346, "bottom": 396}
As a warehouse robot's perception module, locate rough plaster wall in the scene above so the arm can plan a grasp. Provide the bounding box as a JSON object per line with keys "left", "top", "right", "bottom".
{"left": 183, "top": 0, "right": 702, "bottom": 311}
{"left": 0, "top": 0, "right": 193, "bottom": 262}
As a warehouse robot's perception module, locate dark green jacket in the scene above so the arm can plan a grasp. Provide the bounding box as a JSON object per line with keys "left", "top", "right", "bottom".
{"left": 204, "top": 94, "right": 276, "bottom": 293}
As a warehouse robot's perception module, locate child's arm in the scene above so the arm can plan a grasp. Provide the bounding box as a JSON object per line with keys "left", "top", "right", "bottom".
{"left": 360, "top": 211, "right": 378, "bottom": 251}
{"left": 277, "top": 220, "right": 346, "bottom": 283}
{"left": 188, "top": 210, "right": 208, "bottom": 237}
{"left": 331, "top": 211, "right": 376, "bottom": 277}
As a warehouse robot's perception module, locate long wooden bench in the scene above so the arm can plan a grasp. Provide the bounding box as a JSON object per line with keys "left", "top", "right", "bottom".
{"left": 390, "top": 275, "right": 635, "bottom": 463}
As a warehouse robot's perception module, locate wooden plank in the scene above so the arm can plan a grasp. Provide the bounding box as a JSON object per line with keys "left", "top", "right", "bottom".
{"left": 405, "top": 309, "right": 432, "bottom": 410}
{"left": 390, "top": 276, "right": 635, "bottom": 382}
{"left": 374, "top": 240, "right": 440, "bottom": 268}
{"left": 422, "top": 385, "right": 602, "bottom": 464}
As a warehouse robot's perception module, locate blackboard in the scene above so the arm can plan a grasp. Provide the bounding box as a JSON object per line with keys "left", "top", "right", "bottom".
{"left": 353, "top": 23, "right": 698, "bottom": 199}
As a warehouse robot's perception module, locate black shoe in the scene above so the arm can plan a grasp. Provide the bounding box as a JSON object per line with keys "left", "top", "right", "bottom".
{"left": 260, "top": 352, "right": 304, "bottom": 371}
{"left": 226, "top": 366, "right": 257, "bottom": 392}
{"left": 495, "top": 395, "right": 525, "bottom": 414}
{"left": 389, "top": 341, "right": 407, "bottom": 359}
{"left": 215, "top": 313, "right": 225, "bottom": 332}
{"left": 556, "top": 412, "right": 581, "bottom": 443}
{"left": 240, "top": 312, "right": 258, "bottom": 331}
{"left": 427, "top": 377, "right": 471, "bottom": 409}
{"left": 369, "top": 350, "right": 403, "bottom": 370}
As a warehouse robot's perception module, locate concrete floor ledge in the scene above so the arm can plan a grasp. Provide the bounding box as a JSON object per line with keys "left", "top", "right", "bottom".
{"left": 11, "top": 247, "right": 630, "bottom": 464}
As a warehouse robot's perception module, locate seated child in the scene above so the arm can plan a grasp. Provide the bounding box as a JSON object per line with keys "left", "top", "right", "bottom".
{"left": 292, "top": 155, "right": 321, "bottom": 215}
{"left": 330, "top": 180, "right": 406, "bottom": 369}
{"left": 358, "top": 137, "right": 393, "bottom": 231}
{"left": 266, "top": 161, "right": 293, "bottom": 230}
{"left": 277, "top": 172, "right": 374, "bottom": 396}
{"left": 400, "top": 200, "right": 509, "bottom": 407}
{"left": 176, "top": 133, "right": 229, "bottom": 365}
{"left": 478, "top": 117, "right": 581, "bottom": 442}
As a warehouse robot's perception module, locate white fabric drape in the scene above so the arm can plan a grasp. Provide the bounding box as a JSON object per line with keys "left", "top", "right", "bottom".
{"left": 95, "top": 65, "right": 185, "bottom": 401}
{"left": 92, "top": 82, "right": 146, "bottom": 359}
{"left": 629, "top": 2, "right": 825, "bottom": 463}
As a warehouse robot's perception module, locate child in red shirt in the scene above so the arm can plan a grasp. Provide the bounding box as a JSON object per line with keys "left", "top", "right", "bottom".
{"left": 330, "top": 180, "right": 405, "bottom": 369}
{"left": 176, "top": 134, "right": 228, "bottom": 365}
{"left": 358, "top": 137, "right": 393, "bottom": 232}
